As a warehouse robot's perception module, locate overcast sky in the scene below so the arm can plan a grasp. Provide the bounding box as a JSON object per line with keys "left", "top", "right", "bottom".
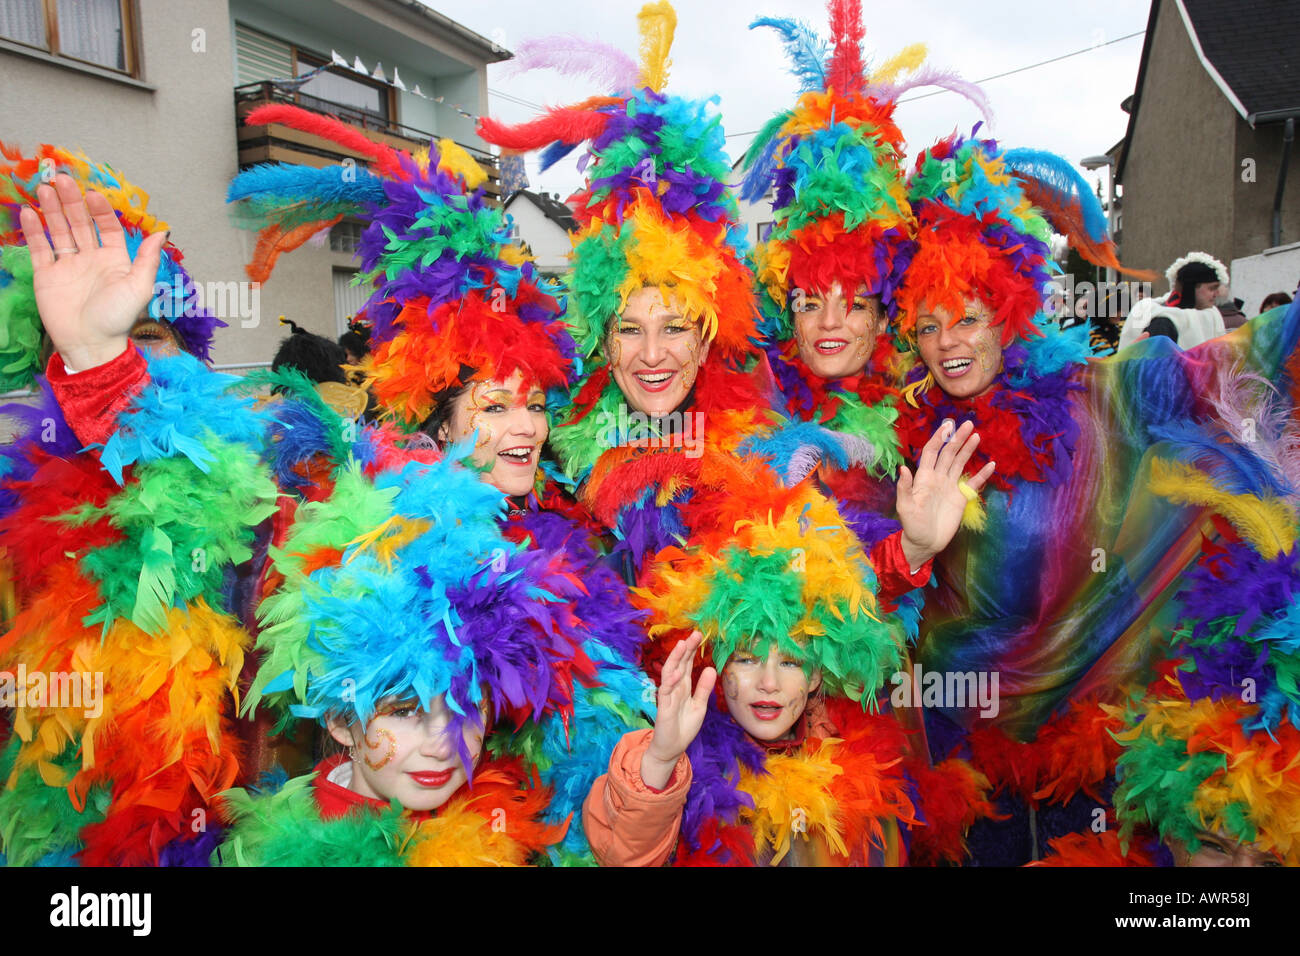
{"left": 425, "top": 0, "right": 1150, "bottom": 200}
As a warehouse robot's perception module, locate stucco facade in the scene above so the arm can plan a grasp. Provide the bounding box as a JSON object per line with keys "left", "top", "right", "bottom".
{"left": 1, "top": 0, "right": 499, "bottom": 368}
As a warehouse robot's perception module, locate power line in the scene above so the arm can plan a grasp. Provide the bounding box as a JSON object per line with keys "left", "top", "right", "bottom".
{"left": 723, "top": 29, "right": 1145, "bottom": 138}
{"left": 899, "top": 29, "right": 1145, "bottom": 104}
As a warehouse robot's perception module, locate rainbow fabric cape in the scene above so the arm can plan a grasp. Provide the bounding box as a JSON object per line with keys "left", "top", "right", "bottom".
{"left": 909, "top": 304, "right": 1300, "bottom": 750}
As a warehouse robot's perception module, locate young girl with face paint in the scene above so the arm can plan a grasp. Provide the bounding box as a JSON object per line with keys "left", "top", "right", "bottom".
{"left": 890, "top": 133, "right": 1300, "bottom": 865}
{"left": 583, "top": 466, "right": 994, "bottom": 867}
{"left": 212, "top": 440, "right": 605, "bottom": 866}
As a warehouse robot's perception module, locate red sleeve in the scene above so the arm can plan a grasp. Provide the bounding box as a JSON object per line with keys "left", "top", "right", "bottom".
{"left": 870, "top": 530, "right": 932, "bottom": 611}
{"left": 45, "top": 343, "right": 149, "bottom": 450}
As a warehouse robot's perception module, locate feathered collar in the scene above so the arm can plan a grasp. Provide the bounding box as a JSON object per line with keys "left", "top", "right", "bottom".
{"left": 897, "top": 342, "right": 1085, "bottom": 492}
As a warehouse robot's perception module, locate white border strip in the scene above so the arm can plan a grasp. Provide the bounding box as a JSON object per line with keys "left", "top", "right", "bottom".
{"left": 1175, "top": 0, "right": 1251, "bottom": 123}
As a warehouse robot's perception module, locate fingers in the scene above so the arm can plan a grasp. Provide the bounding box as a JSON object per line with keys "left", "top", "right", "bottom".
{"left": 948, "top": 428, "right": 981, "bottom": 476}
{"left": 895, "top": 464, "right": 913, "bottom": 500}
{"left": 965, "top": 459, "right": 997, "bottom": 493}
{"left": 935, "top": 419, "right": 975, "bottom": 473}
{"left": 129, "top": 229, "right": 168, "bottom": 294}
{"left": 692, "top": 667, "right": 717, "bottom": 707}
{"left": 36, "top": 181, "right": 77, "bottom": 256}
{"left": 17, "top": 205, "right": 53, "bottom": 268}
{"left": 916, "top": 418, "right": 953, "bottom": 474}
{"left": 53, "top": 174, "right": 99, "bottom": 252}
{"left": 85, "top": 189, "right": 127, "bottom": 250}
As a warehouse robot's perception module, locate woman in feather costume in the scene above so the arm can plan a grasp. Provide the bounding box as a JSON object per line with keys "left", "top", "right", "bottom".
{"left": 225, "top": 107, "right": 654, "bottom": 864}
{"left": 0, "top": 166, "right": 272, "bottom": 865}
{"left": 582, "top": 461, "right": 994, "bottom": 866}
{"left": 476, "top": 1, "right": 976, "bottom": 614}
{"left": 211, "top": 432, "right": 613, "bottom": 867}
{"left": 890, "top": 131, "right": 1300, "bottom": 864}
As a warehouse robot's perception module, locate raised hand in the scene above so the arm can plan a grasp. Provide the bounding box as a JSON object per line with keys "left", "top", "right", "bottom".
{"left": 896, "top": 419, "right": 997, "bottom": 569}
{"left": 640, "top": 630, "right": 716, "bottom": 790}
{"left": 17, "top": 173, "right": 166, "bottom": 371}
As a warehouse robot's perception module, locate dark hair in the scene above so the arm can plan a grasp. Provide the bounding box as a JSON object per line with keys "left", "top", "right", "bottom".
{"left": 417, "top": 366, "right": 476, "bottom": 444}
{"left": 272, "top": 325, "right": 348, "bottom": 387}
{"left": 1260, "top": 292, "right": 1293, "bottom": 313}
{"left": 1169, "top": 261, "right": 1219, "bottom": 308}
{"left": 1145, "top": 314, "right": 1180, "bottom": 344}
{"left": 338, "top": 330, "right": 370, "bottom": 359}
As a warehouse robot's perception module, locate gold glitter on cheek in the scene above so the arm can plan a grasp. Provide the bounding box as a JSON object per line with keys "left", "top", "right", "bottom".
{"left": 723, "top": 671, "right": 740, "bottom": 700}
{"left": 361, "top": 721, "right": 397, "bottom": 771}
{"left": 464, "top": 382, "right": 493, "bottom": 452}
{"left": 679, "top": 332, "right": 702, "bottom": 393}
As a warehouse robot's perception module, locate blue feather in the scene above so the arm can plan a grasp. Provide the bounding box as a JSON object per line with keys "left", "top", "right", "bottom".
{"left": 1003, "top": 148, "right": 1109, "bottom": 243}
{"left": 749, "top": 16, "right": 828, "bottom": 93}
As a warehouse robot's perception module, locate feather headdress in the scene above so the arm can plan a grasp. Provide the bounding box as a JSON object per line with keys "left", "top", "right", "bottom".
{"left": 634, "top": 465, "right": 906, "bottom": 703}
{"left": 227, "top": 105, "right": 576, "bottom": 427}
{"left": 1, "top": 141, "right": 226, "bottom": 365}
{"left": 477, "top": 2, "right": 766, "bottom": 480}
{"left": 896, "top": 134, "right": 1148, "bottom": 345}
{"left": 746, "top": 0, "right": 991, "bottom": 333}
{"left": 247, "top": 441, "right": 602, "bottom": 773}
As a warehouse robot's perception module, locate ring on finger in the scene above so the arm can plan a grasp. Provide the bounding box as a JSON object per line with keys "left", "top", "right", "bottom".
{"left": 53, "top": 246, "right": 79, "bottom": 256}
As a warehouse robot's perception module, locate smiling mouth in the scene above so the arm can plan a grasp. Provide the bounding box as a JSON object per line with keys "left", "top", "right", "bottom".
{"left": 633, "top": 369, "right": 676, "bottom": 392}
{"left": 408, "top": 769, "right": 455, "bottom": 788}
{"left": 497, "top": 445, "right": 535, "bottom": 466}
{"left": 940, "top": 358, "right": 973, "bottom": 377}
{"left": 815, "top": 339, "right": 848, "bottom": 354}
{"left": 749, "top": 702, "right": 785, "bottom": 721}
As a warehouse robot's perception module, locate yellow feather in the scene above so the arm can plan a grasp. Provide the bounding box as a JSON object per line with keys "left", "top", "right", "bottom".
{"left": 635, "top": 1, "right": 677, "bottom": 92}
{"left": 1148, "top": 459, "right": 1296, "bottom": 558}
{"left": 401, "top": 800, "right": 531, "bottom": 866}
{"left": 738, "top": 743, "right": 846, "bottom": 863}
{"left": 435, "top": 138, "right": 488, "bottom": 191}
{"left": 868, "top": 43, "right": 927, "bottom": 85}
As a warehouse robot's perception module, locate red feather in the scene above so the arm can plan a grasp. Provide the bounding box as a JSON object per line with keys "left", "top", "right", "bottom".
{"left": 243, "top": 104, "right": 402, "bottom": 177}
{"left": 825, "top": 0, "right": 866, "bottom": 95}
{"left": 477, "top": 100, "right": 618, "bottom": 152}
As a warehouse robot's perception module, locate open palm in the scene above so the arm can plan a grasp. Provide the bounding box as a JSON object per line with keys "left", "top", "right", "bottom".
{"left": 896, "top": 419, "right": 997, "bottom": 568}
{"left": 18, "top": 173, "right": 164, "bottom": 370}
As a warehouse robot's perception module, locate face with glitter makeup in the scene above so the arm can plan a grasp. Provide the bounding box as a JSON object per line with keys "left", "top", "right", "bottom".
{"left": 327, "top": 694, "right": 489, "bottom": 812}
{"left": 607, "top": 287, "right": 710, "bottom": 417}
{"left": 915, "top": 299, "right": 1003, "bottom": 400}
{"left": 1168, "top": 830, "right": 1284, "bottom": 868}
{"left": 439, "top": 370, "right": 547, "bottom": 497}
{"left": 721, "top": 645, "right": 821, "bottom": 742}
{"left": 792, "top": 283, "right": 883, "bottom": 380}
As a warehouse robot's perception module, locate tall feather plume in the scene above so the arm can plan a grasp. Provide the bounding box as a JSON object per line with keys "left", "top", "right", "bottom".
{"left": 1204, "top": 365, "right": 1300, "bottom": 495}
{"left": 870, "top": 65, "right": 994, "bottom": 127}
{"left": 636, "top": 1, "right": 677, "bottom": 92}
{"left": 503, "top": 35, "right": 640, "bottom": 93}
{"left": 244, "top": 104, "right": 404, "bottom": 178}
{"left": 749, "top": 16, "right": 828, "bottom": 93}
{"left": 1005, "top": 148, "right": 1156, "bottom": 279}
{"left": 868, "top": 43, "right": 927, "bottom": 86}
{"left": 825, "top": 0, "right": 865, "bottom": 95}
{"left": 740, "top": 110, "right": 794, "bottom": 202}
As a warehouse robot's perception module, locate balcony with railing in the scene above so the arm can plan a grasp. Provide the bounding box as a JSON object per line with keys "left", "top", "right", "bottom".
{"left": 235, "top": 81, "right": 500, "bottom": 202}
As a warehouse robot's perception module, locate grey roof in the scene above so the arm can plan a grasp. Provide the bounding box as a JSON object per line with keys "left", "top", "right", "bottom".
{"left": 505, "top": 189, "right": 578, "bottom": 232}
{"left": 1182, "top": 0, "right": 1300, "bottom": 122}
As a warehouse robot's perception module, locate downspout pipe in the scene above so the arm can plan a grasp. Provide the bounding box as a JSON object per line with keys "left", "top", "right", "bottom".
{"left": 1272, "top": 116, "right": 1295, "bottom": 249}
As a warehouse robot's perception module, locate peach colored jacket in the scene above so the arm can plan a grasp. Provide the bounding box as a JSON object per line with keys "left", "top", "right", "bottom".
{"left": 582, "top": 728, "right": 692, "bottom": 867}
{"left": 583, "top": 699, "right": 838, "bottom": 867}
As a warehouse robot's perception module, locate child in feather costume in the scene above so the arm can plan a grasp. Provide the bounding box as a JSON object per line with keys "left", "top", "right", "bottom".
{"left": 211, "top": 433, "right": 626, "bottom": 867}
{"left": 891, "top": 130, "right": 1300, "bottom": 863}
{"left": 226, "top": 107, "right": 654, "bottom": 863}
{"left": 583, "top": 462, "right": 993, "bottom": 866}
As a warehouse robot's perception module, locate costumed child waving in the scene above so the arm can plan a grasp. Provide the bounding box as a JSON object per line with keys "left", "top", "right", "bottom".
{"left": 584, "top": 465, "right": 993, "bottom": 867}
